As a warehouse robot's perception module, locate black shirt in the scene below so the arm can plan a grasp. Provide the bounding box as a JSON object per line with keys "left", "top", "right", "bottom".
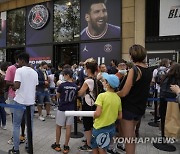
{"left": 121, "top": 66, "right": 152, "bottom": 115}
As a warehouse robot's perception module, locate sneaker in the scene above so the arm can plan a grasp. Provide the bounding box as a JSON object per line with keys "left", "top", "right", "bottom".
{"left": 78, "top": 144, "right": 92, "bottom": 152}
{"left": 20, "top": 135, "right": 26, "bottom": 143}
{"left": 107, "top": 147, "right": 122, "bottom": 154}
{"left": 38, "top": 116, "right": 45, "bottom": 121}
{"left": 8, "top": 137, "right": 13, "bottom": 145}
{"left": 63, "top": 145, "right": 70, "bottom": 154}
{"left": 116, "top": 143, "right": 125, "bottom": 151}
{"left": 46, "top": 114, "right": 55, "bottom": 119}
{"left": 2, "top": 125, "right": 7, "bottom": 130}
{"left": 51, "top": 142, "right": 61, "bottom": 152}
{"left": 8, "top": 147, "right": 20, "bottom": 154}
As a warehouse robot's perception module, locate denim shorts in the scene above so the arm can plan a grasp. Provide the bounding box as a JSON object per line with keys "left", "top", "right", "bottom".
{"left": 122, "top": 110, "right": 142, "bottom": 121}
{"left": 91, "top": 124, "right": 115, "bottom": 149}
{"left": 36, "top": 91, "right": 50, "bottom": 105}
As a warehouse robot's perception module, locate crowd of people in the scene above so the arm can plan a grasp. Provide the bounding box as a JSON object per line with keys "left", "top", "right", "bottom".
{"left": 0, "top": 44, "right": 180, "bottom": 154}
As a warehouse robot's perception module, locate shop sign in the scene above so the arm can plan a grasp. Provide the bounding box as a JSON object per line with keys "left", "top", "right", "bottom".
{"left": 28, "top": 5, "right": 49, "bottom": 30}
{"left": 29, "top": 57, "right": 51, "bottom": 65}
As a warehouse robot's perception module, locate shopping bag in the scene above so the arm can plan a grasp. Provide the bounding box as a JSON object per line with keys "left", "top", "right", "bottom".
{"left": 165, "top": 101, "right": 180, "bottom": 139}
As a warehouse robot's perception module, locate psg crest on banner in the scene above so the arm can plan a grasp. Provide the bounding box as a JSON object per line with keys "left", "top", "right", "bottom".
{"left": 28, "top": 5, "right": 49, "bottom": 30}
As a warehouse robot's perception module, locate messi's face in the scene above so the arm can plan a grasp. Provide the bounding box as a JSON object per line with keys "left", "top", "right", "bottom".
{"left": 86, "top": 3, "right": 108, "bottom": 32}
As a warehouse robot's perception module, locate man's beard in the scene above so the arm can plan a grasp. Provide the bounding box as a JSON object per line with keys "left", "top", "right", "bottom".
{"left": 91, "top": 19, "right": 107, "bottom": 35}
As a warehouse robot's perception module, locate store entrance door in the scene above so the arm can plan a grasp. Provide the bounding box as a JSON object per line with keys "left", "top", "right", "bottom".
{"left": 6, "top": 48, "right": 24, "bottom": 64}
{"left": 53, "top": 44, "right": 79, "bottom": 68}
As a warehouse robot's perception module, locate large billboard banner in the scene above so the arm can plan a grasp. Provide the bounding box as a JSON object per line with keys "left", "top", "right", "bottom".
{"left": 80, "top": 0, "right": 121, "bottom": 40}
{"left": 80, "top": 41, "right": 121, "bottom": 65}
{"left": 160, "top": 0, "right": 180, "bottom": 36}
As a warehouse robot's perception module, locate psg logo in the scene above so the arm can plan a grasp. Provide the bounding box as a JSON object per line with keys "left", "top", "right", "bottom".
{"left": 104, "top": 44, "right": 112, "bottom": 53}
{"left": 28, "top": 5, "right": 49, "bottom": 30}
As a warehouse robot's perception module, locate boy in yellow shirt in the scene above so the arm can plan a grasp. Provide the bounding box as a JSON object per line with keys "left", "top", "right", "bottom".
{"left": 92, "top": 73, "right": 122, "bottom": 154}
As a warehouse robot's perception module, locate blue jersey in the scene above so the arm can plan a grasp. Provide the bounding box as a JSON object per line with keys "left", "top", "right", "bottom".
{"left": 57, "top": 81, "right": 78, "bottom": 111}
{"left": 81, "top": 24, "right": 120, "bottom": 40}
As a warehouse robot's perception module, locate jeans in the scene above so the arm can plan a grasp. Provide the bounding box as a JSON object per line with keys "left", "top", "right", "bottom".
{"left": 13, "top": 101, "right": 34, "bottom": 151}
{"left": 0, "top": 96, "right": 6, "bottom": 126}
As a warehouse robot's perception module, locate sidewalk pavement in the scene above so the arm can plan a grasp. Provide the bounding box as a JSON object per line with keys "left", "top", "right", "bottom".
{"left": 0, "top": 107, "right": 179, "bottom": 154}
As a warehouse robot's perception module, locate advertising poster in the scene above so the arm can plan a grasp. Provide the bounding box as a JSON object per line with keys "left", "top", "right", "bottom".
{"left": 80, "top": 41, "right": 121, "bottom": 65}
{"left": 159, "top": 0, "right": 180, "bottom": 36}
{"left": 147, "top": 51, "right": 179, "bottom": 67}
{"left": 80, "top": 0, "right": 121, "bottom": 40}
{"left": 26, "top": 46, "right": 53, "bottom": 65}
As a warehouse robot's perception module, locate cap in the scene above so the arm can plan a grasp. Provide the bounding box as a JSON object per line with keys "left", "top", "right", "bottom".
{"left": 102, "top": 73, "right": 120, "bottom": 88}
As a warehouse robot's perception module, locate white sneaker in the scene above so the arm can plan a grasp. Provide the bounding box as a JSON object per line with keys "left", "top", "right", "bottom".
{"left": 46, "top": 114, "right": 55, "bottom": 119}
{"left": 2, "top": 125, "right": 7, "bottom": 130}
{"left": 8, "top": 137, "right": 13, "bottom": 145}
{"left": 38, "top": 116, "right": 45, "bottom": 121}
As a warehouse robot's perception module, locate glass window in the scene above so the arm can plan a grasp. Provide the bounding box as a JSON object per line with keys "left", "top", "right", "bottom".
{"left": 54, "top": 0, "right": 80, "bottom": 42}
{"left": 7, "top": 8, "right": 25, "bottom": 46}
{"left": 0, "top": 49, "right": 6, "bottom": 62}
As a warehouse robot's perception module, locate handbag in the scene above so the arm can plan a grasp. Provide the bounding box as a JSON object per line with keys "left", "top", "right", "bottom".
{"left": 165, "top": 101, "right": 180, "bottom": 139}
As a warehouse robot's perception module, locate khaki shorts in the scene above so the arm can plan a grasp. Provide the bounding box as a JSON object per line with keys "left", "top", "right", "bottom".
{"left": 56, "top": 110, "right": 74, "bottom": 126}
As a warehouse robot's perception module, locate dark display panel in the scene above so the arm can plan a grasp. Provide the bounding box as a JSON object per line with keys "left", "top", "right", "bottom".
{"left": 80, "top": 41, "right": 121, "bottom": 65}
{"left": 26, "top": 45, "right": 53, "bottom": 65}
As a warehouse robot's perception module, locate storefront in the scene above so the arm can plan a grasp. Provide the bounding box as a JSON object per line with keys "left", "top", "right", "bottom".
{"left": 0, "top": 0, "right": 179, "bottom": 67}
{"left": 145, "top": 0, "right": 180, "bottom": 66}
{"left": 0, "top": 0, "right": 122, "bottom": 67}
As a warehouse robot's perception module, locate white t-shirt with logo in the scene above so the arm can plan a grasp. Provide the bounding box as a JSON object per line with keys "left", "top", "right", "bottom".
{"left": 14, "top": 66, "right": 38, "bottom": 105}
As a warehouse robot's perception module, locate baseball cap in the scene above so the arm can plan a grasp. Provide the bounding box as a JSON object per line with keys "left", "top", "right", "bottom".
{"left": 102, "top": 73, "right": 120, "bottom": 88}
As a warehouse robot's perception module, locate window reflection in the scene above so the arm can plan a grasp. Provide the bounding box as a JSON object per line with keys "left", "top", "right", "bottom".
{"left": 54, "top": 0, "right": 80, "bottom": 42}
{"left": 7, "top": 8, "right": 25, "bottom": 46}
{"left": 0, "top": 49, "right": 6, "bottom": 62}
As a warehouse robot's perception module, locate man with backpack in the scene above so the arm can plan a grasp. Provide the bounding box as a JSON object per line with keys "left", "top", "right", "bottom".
{"left": 152, "top": 58, "right": 170, "bottom": 92}
{"left": 151, "top": 58, "right": 170, "bottom": 121}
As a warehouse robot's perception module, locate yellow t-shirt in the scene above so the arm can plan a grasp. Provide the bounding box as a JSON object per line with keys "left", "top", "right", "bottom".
{"left": 93, "top": 91, "right": 122, "bottom": 129}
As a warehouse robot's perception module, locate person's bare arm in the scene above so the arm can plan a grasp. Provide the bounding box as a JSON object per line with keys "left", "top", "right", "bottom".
{"left": 94, "top": 105, "right": 102, "bottom": 119}
{"left": 170, "top": 85, "right": 180, "bottom": 95}
{"left": 78, "top": 82, "right": 88, "bottom": 97}
{"left": 13, "top": 81, "right": 20, "bottom": 90}
{"left": 117, "top": 68, "right": 134, "bottom": 97}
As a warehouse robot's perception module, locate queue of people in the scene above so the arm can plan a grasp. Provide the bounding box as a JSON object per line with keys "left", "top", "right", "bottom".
{"left": 0, "top": 44, "right": 179, "bottom": 154}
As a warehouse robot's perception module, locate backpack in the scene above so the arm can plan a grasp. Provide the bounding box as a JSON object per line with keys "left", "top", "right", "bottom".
{"left": 155, "top": 68, "right": 168, "bottom": 85}
{"left": 85, "top": 77, "right": 105, "bottom": 106}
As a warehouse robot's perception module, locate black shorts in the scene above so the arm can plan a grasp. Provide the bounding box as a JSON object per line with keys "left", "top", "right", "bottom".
{"left": 82, "top": 102, "right": 96, "bottom": 131}
{"left": 122, "top": 110, "right": 142, "bottom": 121}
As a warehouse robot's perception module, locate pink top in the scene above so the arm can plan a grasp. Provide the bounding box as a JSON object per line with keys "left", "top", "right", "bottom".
{"left": 5, "top": 64, "right": 17, "bottom": 98}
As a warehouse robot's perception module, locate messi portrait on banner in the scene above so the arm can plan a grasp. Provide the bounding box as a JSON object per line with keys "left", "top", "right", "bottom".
{"left": 80, "top": 0, "right": 121, "bottom": 40}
